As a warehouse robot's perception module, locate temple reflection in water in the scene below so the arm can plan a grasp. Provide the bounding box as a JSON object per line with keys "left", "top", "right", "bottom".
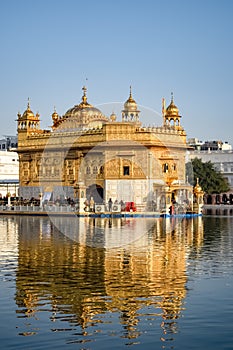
{"left": 14, "top": 216, "right": 203, "bottom": 343}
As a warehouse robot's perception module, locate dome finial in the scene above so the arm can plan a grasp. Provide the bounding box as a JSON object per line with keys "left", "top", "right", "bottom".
{"left": 82, "top": 86, "right": 87, "bottom": 104}
{"left": 129, "top": 85, "right": 132, "bottom": 97}
{"left": 82, "top": 85, "right": 87, "bottom": 95}
{"left": 171, "top": 92, "right": 174, "bottom": 103}
{"left": 128, "top": 85, "right": 135, "bottom": 103}
{"left": 52, "top": 106, "right": 59, "bottom": 123}
{"left": 21, "top": 97, "right": 35, "bottom": 119}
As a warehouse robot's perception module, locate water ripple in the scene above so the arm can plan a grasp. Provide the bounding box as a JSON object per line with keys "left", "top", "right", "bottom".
{"left": 0, "top": 216, "right": 233, "bottom": 349}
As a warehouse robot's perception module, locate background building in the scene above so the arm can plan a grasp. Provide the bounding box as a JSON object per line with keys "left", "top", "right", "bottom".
{"left": 187, "top": 138, "right": 233, "bottom": 190}
{"left": 188, "top": 138, "right": 232, "bottom": 151}
{"left": 0, "top": 136, "right": 19, "bottom": 198}
{"left": 0, "top": 135, "right": 18, "bottom": 151}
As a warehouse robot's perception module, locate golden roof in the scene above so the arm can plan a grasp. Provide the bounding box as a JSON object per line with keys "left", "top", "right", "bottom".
{"left": 53, "top": 86, "right": 108, "bottom": 130}
{"left": 110, "top": 112, "right": 117, "bottom": 122}
{"left": 166, "top": 93, "right": 179, "bottom": 116}
{"left": 22, "top": 99, "right": 35, "bottom": 119}
{"left": 123, "top": 86, "right": 138, "bottom": 112}
{"left": 194, "top": 178, "right": 203, "bottom": 194}
{"left": 64, "top": 86, "right": 103, "bottom": 118}
{"left": 77, "top": 86, "right": 93, "bottom": 109}
{"left": 52, "top": 107, "right": 59, "bottom": 122}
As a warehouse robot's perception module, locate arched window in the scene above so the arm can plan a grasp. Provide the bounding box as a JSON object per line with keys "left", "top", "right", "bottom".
{"left": 86, "top": 166, "right": 91, "bottom": 175}
{"left": 93, "top": 166, "right": 98, "bottom": 175}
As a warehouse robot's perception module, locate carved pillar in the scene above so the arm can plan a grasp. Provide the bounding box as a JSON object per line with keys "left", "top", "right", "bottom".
{"left": 74, "top": 181, "right": 86, "bottom": 213}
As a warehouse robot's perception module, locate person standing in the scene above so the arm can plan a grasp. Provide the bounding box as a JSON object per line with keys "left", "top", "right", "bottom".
{"left": 108, "top": 198, "right": 112, "bottom": 211}
{"left": 90, "top": 196, "right": 95, "bottom": 212}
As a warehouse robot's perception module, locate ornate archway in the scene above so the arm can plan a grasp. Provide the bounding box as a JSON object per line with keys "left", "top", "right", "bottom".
{"left": 86, "top": 184, "right": 103, "bottom": 204}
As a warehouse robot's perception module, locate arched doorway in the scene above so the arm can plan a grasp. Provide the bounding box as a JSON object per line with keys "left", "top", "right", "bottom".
{"left": 86, "top": 184, "right": 103, "bottom": 204}
{"left": 216, "top": 194, "right": 221, "bottom": 204}
{"left": 222, "top": 193, "right": 228, "bottom": 204}
{"left": 230, "top": 194, "right": 233, "bottom": 204}
{"left": 207, "top": 195, "right": 212, "bottom": 204}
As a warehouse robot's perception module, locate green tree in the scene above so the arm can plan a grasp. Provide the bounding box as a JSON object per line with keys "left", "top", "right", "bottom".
{"left": 186, "top": 157, "right": 230, "bottom": 194}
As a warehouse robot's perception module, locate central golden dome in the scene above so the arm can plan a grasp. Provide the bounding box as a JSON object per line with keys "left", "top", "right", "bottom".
{"left": 64, "top": 86, "right": 104, "bottom": 119}
{"left": 53, "top": 86, "right": 109, "bottom": 130}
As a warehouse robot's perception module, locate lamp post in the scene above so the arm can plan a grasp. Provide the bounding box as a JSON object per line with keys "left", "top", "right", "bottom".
{"left": 193, "top": 178, "right": 204, "bottom": 215}
{"left": 164, "top": 185, "right": 172, "bottom": 216}
{"left": 74, "top": 181, "right": 86, "bottom": 213}
{"left": 39, "top": 192, "right": 43, "bottom": 209}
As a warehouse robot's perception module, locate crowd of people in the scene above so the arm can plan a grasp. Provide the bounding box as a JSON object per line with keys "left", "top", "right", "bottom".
{"left": 84, "top": 197, "right": 135, "bottom": 212}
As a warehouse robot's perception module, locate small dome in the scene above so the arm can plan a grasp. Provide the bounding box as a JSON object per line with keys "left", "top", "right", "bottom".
{"left": 22, "top": 99, "right": 35, "bottom": 119}
{"left": 52, "top": 108, "right": 59, "bottom": 122}
{"left": 166, "top": 94, "right": 179, "bottom": 116}
{"left": 194, "top": 178, "right": 203, "bottom": 194}
{"left": 123, "top": 86, "right": 138, "bottom": 112}
{"left": 110, "top": 112, "right": 117, "bottom": 122}
{"left": 64, "top": 86, "right": 105, "bottom": 119}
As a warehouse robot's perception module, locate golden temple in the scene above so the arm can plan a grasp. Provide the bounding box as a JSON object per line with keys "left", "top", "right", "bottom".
{"left": 16, "top": 87, "right": 203, "bottom": 214}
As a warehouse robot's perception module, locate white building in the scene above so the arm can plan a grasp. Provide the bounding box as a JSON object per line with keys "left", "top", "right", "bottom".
{"left": 188, "top": 138, "right": 232, "bottom": 151}
{"left": 0, "top": 149, "right": 19, "bottom": 198}
{"left": 187, "top": 138, "right": 233, "bottom": 189}
{"left": 0, "top": 135, "right": 17, "bottom": 151}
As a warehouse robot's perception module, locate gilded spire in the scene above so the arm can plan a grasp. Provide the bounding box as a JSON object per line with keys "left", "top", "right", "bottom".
{"left": 52, "top": 106, "right": 58, "bottom": 116}
{"left": 122, "top": 86, "right": 140, "bottom": 123}
{"left": 27, "top": 97, "right": 31, "bottom": 110}
{"left": 171, "top": 92, "right": 174, "bottom": 103}
{"left": 82, "top": 86, "right": 87, "bottom": 104}
{"left": 127, "top": 85, "right": 136, "bottom": 103}
{"left": 163, "top": 92, "right": 181, "bottom": 128}
{"left": 166, "top": 92, "right": 179, "bottom": 115}
{"left": 52, "top": 105, "right": 59, "bottom": 123}
{"left": 21, "top": 97, "right": 35, "bottom": 119}
{"left": 78, "top": 86, "right": 93, "bottom": 108}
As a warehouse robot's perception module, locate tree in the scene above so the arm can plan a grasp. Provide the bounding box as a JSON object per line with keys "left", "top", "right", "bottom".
{"left": 186, "top": 158, "right": 230, "bottom": 194}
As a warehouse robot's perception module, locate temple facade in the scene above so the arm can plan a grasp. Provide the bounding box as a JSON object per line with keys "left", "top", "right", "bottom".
{"left": 17, "top": 87, "right": 197, "bottom": 213}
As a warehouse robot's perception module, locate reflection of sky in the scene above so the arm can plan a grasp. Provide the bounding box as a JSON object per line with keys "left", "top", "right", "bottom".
{"left": 49, "top": 216, "right": 192, "bottom": 249}
{"left": 2, "top": 216, "right": 233, "bottom": 348}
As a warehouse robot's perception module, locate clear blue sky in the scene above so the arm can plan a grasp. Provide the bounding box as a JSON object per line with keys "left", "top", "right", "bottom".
{"left": 1, "top": 0, "right": 233, "bottom": 144}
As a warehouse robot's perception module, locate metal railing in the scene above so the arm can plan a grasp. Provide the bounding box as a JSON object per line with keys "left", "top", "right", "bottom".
{"left": 0, "top": 204, "right": 77, "bottom": 213}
